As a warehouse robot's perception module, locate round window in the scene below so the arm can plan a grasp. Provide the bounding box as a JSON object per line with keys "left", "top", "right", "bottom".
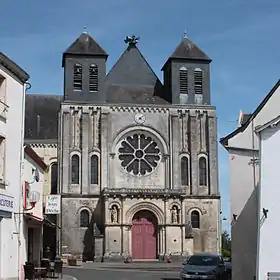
{"left": 118, "top": 133, "right": 161, "bottom": 176}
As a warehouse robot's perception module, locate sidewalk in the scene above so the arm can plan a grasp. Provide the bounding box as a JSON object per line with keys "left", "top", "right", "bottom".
{"left": 69, "top": 261, "right": 183, "bottom": 271}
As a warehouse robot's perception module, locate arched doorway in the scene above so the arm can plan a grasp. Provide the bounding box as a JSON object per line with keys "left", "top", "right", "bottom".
{"left": 132, "top": 210, "right": 157, "bottom": 259}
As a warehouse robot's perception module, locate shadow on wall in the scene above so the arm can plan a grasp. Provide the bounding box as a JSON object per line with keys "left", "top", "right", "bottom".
{"left": 82, "top": 200, "right": 104, "bottom": 262}
{"left": 232, "top": 186, "right": 258, "bottom": 280}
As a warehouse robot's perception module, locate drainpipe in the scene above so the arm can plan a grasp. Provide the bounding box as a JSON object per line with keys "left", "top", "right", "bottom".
{"left": 255, "top": 128, "right": 262, "bottom": 280}
{"left": 17, "top": 82, "right": 31, "bottom": 280}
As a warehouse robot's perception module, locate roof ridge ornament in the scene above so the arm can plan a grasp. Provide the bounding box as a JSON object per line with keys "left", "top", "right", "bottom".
{"left": 83, "top": 26, "right": 87, "bottom": 34}
{"left": 183, "top": 29, "right": 188, "bottom": 39}
{"left": 124, "top": 35, "right": 140, "bottom": 47}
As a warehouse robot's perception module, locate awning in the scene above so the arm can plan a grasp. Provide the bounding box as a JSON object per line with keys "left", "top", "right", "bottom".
{"left": 24, "top": 213, "right": 43, "bottom": 225}
{"left": 43, "top": 215, "right": 61, "bottom": 229}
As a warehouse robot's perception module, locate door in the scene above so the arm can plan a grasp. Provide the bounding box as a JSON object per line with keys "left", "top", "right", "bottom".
{"left": 132, "top": 210, "right": 157, "bottom": 259}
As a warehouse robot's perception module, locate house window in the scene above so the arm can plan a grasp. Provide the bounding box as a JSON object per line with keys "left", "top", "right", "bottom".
{"left": 90, "top": 155, "right": 99, "bottom": 185}
{"left": 179, "top": 67, "right": 188, "bottom": 94}
{"left": 0, "top": 75, "right": 7, "bottom": 118}
{"left": 89, "top": 64, "right": 98, "bottom": 92}
{"left": 191, "top": 210, "right": 200, "bottom": 229}
{"left": 181, "top": 156, "right": 189, "bottom": 185}
{"left": 80, "top": 209, "right": 90, "bottom": 228}
{"left": 71, "top": 155, "right": 80, "bottom": 184}
{"left": 0, "top": 137, "right": 6, "bottom": 183}
{"left": 194, "top": 68, "right": 203, "bottom": 95}
{"left": 73, "top": 64, "right": 82, "bottom": 91}
{"left": 50, "top": 163, "right": 58, "bottom": 194}
{"left": 199, "top": 157, "right": 207, "bottom": 186}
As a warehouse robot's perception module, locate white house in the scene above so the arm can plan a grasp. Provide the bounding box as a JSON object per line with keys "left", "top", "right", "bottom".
{"left": 255, "top": 115, "right": 280, "bottom": 280}
{"left": 0, "top": 52, "right": 29, "bottom": 280}
{"left": 220, "top": 79, "right": 280, "bottom": 280}
{"left": 20, "top": 145, "right": 47, "bottom": 273}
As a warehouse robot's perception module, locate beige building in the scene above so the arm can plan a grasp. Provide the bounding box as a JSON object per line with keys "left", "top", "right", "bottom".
{"left": 25, "top": 32, "right": 221, "bottom": 261}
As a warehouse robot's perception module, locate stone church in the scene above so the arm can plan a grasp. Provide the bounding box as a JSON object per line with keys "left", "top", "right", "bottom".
{"left": 25, "top": 31, "right": 220, "bottom": 261}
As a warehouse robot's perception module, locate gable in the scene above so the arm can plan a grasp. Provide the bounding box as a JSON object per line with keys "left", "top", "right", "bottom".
{"left": 105, "top": 46, "right": 159, "bottom": 88}
{"left": 220, "top": 79, "right": 280, "bottom": 148}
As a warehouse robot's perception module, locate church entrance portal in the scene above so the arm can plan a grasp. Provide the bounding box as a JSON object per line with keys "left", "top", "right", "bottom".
{"left": 132, "top": 210, "right": 157, "bottom": 259}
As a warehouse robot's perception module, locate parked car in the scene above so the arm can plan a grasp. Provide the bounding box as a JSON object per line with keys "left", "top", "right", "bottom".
{"left": 224, "top": 259, "right": 231, "bottom": 279}
{"left": 180, "top": 253, "right": 227, "bottom": 280}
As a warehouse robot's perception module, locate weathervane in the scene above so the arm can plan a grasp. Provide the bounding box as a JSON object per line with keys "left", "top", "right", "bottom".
{"left": 124, "top": 35, "right": 140, "bottom": 46}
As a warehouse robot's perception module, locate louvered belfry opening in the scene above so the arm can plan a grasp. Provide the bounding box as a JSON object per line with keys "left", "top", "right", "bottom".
{"left": 73, "top": 64, "right": 83, "bottom": 90}
{"left": 89, "top": 64, "right": 98, "bottom": 92}
{"left": 179, "top": 68, "right": 188, "bottom": 94}
{"left": 194, "top": 68, "right": 203, "bottom": 94}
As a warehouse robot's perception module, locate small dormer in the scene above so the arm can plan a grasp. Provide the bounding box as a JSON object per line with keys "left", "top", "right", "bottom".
{"left": 62, "top": 30, "right": 108, "bottom": 102}
{"left": 162, "top": 32, "right": 212, "bottom": 105}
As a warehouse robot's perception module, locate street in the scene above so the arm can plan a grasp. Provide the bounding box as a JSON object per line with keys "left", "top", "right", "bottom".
{"left": 63, "top": 264, "right": 180, "bottom": 280}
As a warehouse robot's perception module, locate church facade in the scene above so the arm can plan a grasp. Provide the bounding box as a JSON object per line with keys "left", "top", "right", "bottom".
{"left": 25, "top": 32, "right": 221, "bottom": 261}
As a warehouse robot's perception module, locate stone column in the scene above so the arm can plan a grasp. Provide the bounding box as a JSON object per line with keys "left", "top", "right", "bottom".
{"left": 100, "top": 108, "right": 109, "bottom": 190}
{"left": 82, "top": 110, "right": 89, "bottom": 194}
{"left": 164, "top": 155, "right": 170, "bottom": 189}
{"left": 190, "top": 111, "right": 198, "bottom": 195}
{"left": 207, "top": 114, "right": 218, "bottom": 195}
{"left": 62, "top": 112, "right": 70, "bottom": 194}
{"left": 171, "top": 110, "right": 180, "bottom": 189}
{"left": 201, "top": 112, "right": 207, "bottom": 152}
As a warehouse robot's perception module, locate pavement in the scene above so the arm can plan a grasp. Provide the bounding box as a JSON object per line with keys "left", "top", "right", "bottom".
{"left": 62, "top": 262, "right": 181, "bottom": 280}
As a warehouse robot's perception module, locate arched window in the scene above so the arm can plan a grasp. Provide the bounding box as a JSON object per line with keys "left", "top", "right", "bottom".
{"left": 194, "top": 68, "right": 203, "bottom": 95}
{"left": 191, "top": 210, "right": 200, "bottom": 229}
{"left": 71, "top": 155, "right": 80, "bottom": 184}
{"left": 181, "top": 156, "right": 189, "bottom": 185}
{"left": 179, "top": 67, "right": 188, "bottom": 94}
{"left": 89, "top": 64, "right": 98, "bottom": 92}
{"left": 80, "top": 209, "right": 90, "bottom": 228}
{"left": 51, "top": 163, "right": 58, "bottom": 194}
{"left": 90, "top": 155, "right": 99, "bottom": 185}
{"left": 73, "top": 64, "right": 83, "bottom": 91}
{"left": 199, "top": 157, "right": 207, "bottom": 186}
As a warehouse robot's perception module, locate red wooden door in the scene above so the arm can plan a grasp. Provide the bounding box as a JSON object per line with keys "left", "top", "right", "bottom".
{"left": 132, "top": 211, "right": 157, "bottom": 259}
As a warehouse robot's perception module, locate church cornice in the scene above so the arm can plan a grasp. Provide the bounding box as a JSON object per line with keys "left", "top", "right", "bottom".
{"left": 24, "top": 140, "right": 58, "bottom": 148}
{"left": 102, "top": 188, "right": 220, "bottom": 200}
{"left": 61, "top": 102, "right": 216, "bottom": 111}
{"left": 110, "top": 106, "right": 169, "bottom": 113}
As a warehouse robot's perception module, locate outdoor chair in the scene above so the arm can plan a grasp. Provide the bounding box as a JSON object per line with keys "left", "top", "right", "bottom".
{"left": 24, "top": 264, "right": 40, "bottom": 280}
{"left": 41, "top": 259, "right": 51, "bottom": 278}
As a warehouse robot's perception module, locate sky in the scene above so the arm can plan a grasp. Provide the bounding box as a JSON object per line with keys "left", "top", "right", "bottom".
{"left": 1, "top": 0, "right": 280, "bottom": 232}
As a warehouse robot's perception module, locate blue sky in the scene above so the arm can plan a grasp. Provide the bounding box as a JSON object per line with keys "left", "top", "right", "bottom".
{"left": 1, "top": 0, "right": 280, "bottom": 231}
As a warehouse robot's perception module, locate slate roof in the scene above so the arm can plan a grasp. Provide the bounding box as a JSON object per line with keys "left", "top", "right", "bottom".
{"left": 25, "top": 94, "right": 62, "bottom": 140}
{"left": 105, "top": 44, "right": 168, "bottom": 104}
{"left": 62, "top": 33, "right": 108, "bottom": 66}
{"left": 162, "top": 36, "right": 211, "bottom": 69}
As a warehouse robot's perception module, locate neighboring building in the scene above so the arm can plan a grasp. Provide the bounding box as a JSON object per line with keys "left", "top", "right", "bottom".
{"left": 255, "top": 114, "right": 280, "bottom": 280}
{"left": 220, "top": 79, "right": 280, "bottom": 280}
{"left": 0, "top": 53, "right": 29, "bottom": 280}
{"left": 20, "top": 145, "right": 47, "bottom": 269}
{"left": 24, "top": 94, "right": 62, "bottom": 259}
{"left": 25, "top": 31, "right": 221, "bottom": 261}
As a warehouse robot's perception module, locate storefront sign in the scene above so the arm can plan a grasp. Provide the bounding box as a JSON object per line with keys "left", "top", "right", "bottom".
{"left": 45, "top": 195, "right": 61, "bottom": 214}
{"left": 0, "top": 194, "right": 15, "bottom": 213}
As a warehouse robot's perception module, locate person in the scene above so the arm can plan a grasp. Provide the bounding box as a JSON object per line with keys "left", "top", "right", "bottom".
{"left": 44, "top": 246, "right": 52, "bottom": 260}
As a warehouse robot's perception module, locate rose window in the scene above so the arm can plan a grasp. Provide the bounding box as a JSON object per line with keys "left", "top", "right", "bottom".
{"left": 118, "top": 134, "right": 161, "bottom": 176}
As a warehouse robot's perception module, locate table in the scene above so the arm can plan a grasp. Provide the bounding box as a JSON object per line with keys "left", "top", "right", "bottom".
{"left": 34, "top": 267, "right": 47, "bottom": 279}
